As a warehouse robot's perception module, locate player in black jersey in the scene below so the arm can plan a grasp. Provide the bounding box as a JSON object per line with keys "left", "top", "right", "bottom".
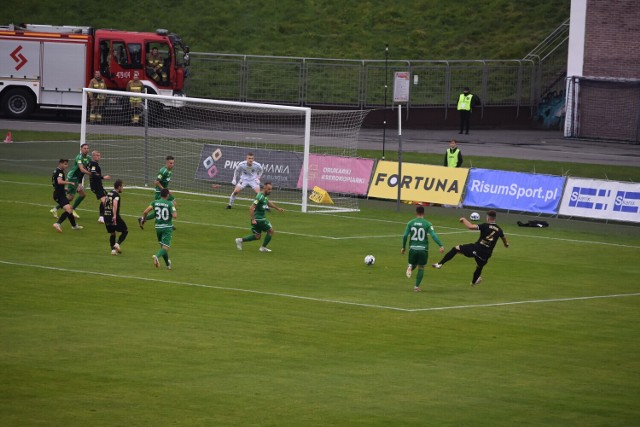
{"left": 51, "top": 159, "right": 83, "bottom": 233}
{"left": 88, "top": 150, "right": 111, "bottom": 224}
{"left": 432, "top": 210, "right": 509, "bottom": 286}
{"left": 103, "top": 179, "right": 128, "bottom": 255}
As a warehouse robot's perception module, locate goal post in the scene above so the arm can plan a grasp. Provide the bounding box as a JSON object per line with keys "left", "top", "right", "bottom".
{"left": 81, "top": 88, "right": 370, "bottom": 212}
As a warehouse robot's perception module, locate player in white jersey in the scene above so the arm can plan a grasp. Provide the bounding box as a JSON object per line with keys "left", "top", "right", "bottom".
{"left": 227, "top": 153, "right": 264, "bottom": 209}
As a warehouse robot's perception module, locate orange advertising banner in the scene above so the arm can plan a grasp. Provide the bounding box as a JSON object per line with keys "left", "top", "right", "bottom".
{"left": 368, "top": 161, "right": 469, "bottom": 205}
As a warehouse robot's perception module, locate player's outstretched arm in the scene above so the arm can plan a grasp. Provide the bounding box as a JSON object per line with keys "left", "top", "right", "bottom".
{"left": 459, "top": 217, "right": 477, "bottom": 230}
{"left": 502, "top": 236, "right": 510, "bottom": 248}
{"left": 268, "top": 201, "right": 284, "bottom": 212}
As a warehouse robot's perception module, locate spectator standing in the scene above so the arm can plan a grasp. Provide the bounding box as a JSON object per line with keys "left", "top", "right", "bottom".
{"left": 88, "top": 71, "right": 107, "bottom": 123}
{"left": 457, "top": 87, "right": 481, "bottom": 135}
{"left": 126, "top": 71, "right": 145, "bottom": 124}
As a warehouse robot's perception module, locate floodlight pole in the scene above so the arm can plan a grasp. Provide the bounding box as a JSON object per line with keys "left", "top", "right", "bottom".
{"left": 382, "top": 44, "right": 389, "bottom": 160}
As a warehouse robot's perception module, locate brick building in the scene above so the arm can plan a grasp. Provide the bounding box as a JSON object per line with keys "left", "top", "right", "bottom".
{"left": 565, "top": 0, "right": 640, "bottom": 142}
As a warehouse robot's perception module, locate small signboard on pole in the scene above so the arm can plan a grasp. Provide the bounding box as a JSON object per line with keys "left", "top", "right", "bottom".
{"left": 393, "top": 72, "right": 410, "bottom": 103}
{"left": 392, "top": 71, "right": 410, "bottom": 210}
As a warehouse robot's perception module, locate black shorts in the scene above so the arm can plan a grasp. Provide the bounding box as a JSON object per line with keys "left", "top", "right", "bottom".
{"left": 53, "top": 190, "right": 69, "bottom": 207}
{"left": 105, "top": 216, "right": 128, "bottom": 233}
{"left": 458, "top": 243, "right": 491, "bottom": 267}
{"left": 92, "top": 186, "right": 107, "bottom": 199}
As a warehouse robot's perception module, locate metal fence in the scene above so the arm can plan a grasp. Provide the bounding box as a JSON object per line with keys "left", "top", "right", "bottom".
{"left": 185, "top": 21, "right": 569, "bottom": 117}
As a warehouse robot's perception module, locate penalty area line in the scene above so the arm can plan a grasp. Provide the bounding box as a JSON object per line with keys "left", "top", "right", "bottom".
{"left": 407, "top": 292, "right": 640, "bottom": 312}
{"left": 2, "top": 260, "right": 639, "bottom": 314}
{"left": 0, "top": 260, "right": 410, "bottom": 312}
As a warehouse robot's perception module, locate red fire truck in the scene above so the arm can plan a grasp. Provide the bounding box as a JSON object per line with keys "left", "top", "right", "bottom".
{"left": 0, "top": 23, "right": 190, "bottom": 118}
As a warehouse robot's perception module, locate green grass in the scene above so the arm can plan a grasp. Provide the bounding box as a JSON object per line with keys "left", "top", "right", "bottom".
{"left": 1, "top": 161, "right": 639, "bottom": 425}
{"left": 5, "top": 0, "right": 569, "bottom": 59}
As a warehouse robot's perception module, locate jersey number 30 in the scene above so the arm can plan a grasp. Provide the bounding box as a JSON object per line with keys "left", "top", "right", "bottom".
{"left": 154, "top": 206, "right": 171, "bottom": 220}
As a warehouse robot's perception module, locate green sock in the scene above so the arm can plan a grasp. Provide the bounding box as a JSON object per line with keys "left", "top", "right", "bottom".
{"left": 156, "top": 248, "right": 167, "bottom": 260}
{"left": 263, "top": 234, "right": 272, "bottom": 247}
{"left": 415, "top": 269, "right": 424, "bottom": 287}
{"left": 145, "top": 212, "right": 155, "bottom": 221}
{"left": 244, "top": 235, "right": 257, "bottom": 242}
{"left": 72, "top": 195, "right": 85, "bottom": 209}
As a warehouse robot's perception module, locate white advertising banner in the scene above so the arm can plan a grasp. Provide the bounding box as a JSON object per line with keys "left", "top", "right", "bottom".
{"left": 393, "top": 72, "right": 410, "bottom": 103}
{"left": 558, "top": 178, "right": 640, "bottom": 223}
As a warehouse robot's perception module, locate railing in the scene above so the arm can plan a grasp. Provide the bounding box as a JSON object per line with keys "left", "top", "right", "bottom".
{"left": 185, "top": 21, "right": 569, "bottom": 117}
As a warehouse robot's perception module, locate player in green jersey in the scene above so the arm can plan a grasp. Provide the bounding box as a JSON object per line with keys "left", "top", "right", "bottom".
{"left": 235, "top": 182, "right": 284, "bottom": 252}
{"left": 153, "top": 155, "right": 175, "bottom": 201}
{"left": 50, "top": 143, "right": 90, "bottom": 219}
{"left": 139, "top": 155, "right": 175, "bottom": 229}
{"left": 141, "top": 188, "right": 177, "bottom": 269}
{"left": 401, "top": 206, "right": 445, "bottom": 292}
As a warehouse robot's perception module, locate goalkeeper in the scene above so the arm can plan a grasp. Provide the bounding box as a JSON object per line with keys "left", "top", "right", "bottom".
{"left": 226, "top": 153, "right": 264, "bottom": 209}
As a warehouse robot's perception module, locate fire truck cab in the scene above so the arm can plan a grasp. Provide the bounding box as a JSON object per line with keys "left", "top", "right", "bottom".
{"left": 0, "top": 23, "right": 190, "bottom": 119}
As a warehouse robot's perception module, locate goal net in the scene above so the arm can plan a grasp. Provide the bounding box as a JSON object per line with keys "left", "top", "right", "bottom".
{"left": 81, "top": 88, "right": 371, "bottom": 212}
{"left": 564, "top": 76, "right": 640, "bottom": 143}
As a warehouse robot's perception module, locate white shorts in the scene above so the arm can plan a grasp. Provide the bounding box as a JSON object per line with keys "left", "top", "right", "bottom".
{"left": 237, "top": 179, "right": 260, "bottom": 191}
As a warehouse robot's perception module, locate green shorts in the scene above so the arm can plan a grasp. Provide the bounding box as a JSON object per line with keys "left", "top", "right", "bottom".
{"left": 407, "top": 249, "right": 428, "bottom": 267}
{"left": 155, "top": 227, "right": 173, "bottom": 248}
{"left": 65, "top": 176, "right": 82, "bottom": 196}
{"left": 251, "top": 219, "right": 272, "bottom": 235}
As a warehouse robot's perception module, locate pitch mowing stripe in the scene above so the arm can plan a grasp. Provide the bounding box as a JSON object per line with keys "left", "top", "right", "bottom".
{"left": 2, "top": 179, "right": 640, "bottom": 247}
{"left": 0, "top": 260, "right": 409, "bottom": 312}
{"left": 4, "top": 198, "right": 471, "bottom": 241}
{"left": 2, "top": 260, "right": 639, "bottom": 313}
{"left": 20, "top": 198, "right": 640, "bottom": 247}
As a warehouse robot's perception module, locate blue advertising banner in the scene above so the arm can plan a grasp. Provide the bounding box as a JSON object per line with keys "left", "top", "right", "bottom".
{"left": 195, "top": 145, "right": 304, "bottom": 189}
{"left": 463, "top": 169, "right": 565, "bottom": 214}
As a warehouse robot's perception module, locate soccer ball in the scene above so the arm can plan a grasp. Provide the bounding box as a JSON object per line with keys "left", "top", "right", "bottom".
{"left": 470, "top": 212, "right": 480, "bottom": 221}
{"left": 364, "top": 255, "right": 375, "bottom": 266}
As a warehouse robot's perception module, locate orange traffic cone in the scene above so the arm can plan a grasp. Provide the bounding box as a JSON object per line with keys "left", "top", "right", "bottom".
{"left": 4, "top": 132, "right": 12, "bottom": 143}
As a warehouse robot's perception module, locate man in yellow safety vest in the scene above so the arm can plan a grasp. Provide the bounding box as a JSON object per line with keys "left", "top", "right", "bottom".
{"left": 443, "top": 139, "right": 463, "bottom": 168}
{"left": 457, "top": 87, "right": 480, "bottom": 135}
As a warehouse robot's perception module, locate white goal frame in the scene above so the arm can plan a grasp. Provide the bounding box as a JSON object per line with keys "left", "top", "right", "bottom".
{"left": 81, "top": 88, "right": 352, "bottom": 212}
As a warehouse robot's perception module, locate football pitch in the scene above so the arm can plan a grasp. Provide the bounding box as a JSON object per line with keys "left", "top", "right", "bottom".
{"left": 1, "top": 167, "right": 639, "bottom": 426}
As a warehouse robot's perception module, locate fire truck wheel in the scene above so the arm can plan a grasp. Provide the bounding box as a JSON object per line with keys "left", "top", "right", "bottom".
{"left": 1, "top": 88, "right": 36, "bottom": 119}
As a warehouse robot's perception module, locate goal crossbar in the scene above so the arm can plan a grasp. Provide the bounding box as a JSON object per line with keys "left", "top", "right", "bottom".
{"left": 82, "top": 88, "right": 367, "bottom": 213}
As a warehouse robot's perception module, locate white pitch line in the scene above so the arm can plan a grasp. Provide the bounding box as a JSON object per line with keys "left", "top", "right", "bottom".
{"left": 407, "top": 293, "right": 640, "bottom": 312}
{"left": 2, "top": 259, "right": 639, "bottom": 313}
{"left": 505, "top": 232, "right": 640, "bottom": 249}
{"left": 0, "top": 260, "right": 409, "bottom": 312}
